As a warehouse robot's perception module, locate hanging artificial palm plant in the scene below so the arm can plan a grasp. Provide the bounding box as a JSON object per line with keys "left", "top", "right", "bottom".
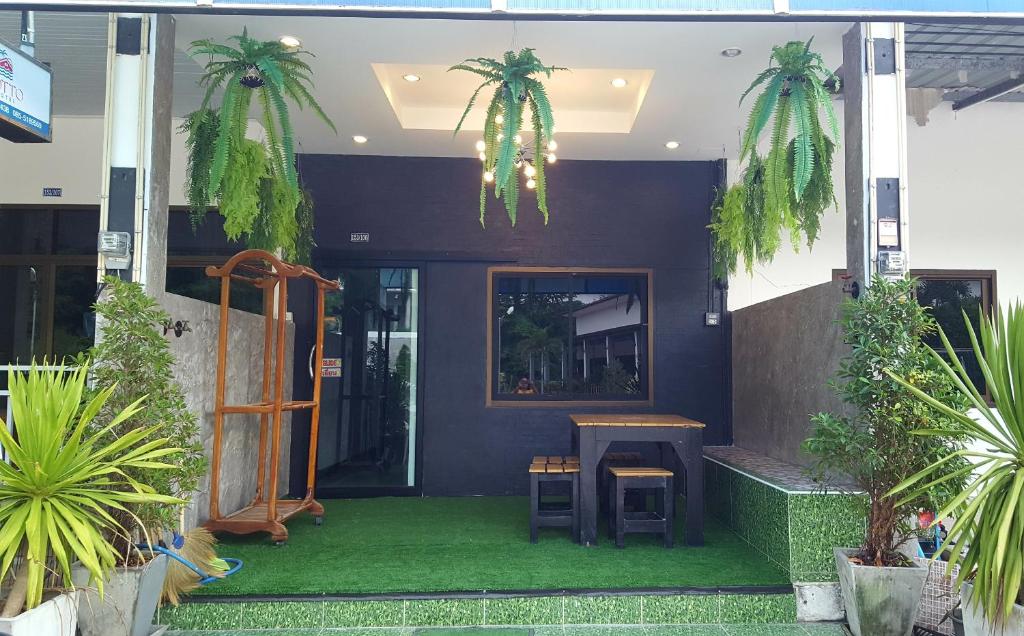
{"left": 451, "top": 49, "right": 565, "bottom": 226}
{"left": 181, "top": 29, "right": 334, "bottom": 258}
{"left": 711, "top": 38, "right": 840, "bottom": 278}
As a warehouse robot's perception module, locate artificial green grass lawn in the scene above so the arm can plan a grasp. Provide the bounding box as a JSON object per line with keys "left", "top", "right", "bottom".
{"left": 196, "top": 497, "right": 788, "bottom": 596}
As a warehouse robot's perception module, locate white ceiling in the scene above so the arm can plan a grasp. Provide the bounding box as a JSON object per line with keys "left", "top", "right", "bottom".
{"left": 2, "top": 11, "right": 850, "bottom": 160}
{"left": 172, "top": 16, "right": 850, "bottom": 160}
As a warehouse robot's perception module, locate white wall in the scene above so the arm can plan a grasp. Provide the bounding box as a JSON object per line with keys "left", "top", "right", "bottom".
{"left": 727, "top": 100, "right": 1024, "bottom": 312}
{"left": 0, "top": 115, "right": 262, "bottom": 208}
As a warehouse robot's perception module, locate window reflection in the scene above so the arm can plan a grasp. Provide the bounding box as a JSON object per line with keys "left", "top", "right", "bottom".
{"left": 494, "top": 273, "right": 648, "bottom": 400}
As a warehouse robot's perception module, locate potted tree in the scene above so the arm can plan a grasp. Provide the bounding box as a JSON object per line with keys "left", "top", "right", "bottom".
{"left": 71, "top": 277, "right": 206, "bottom": 636}
{"left": 0, "top": 365, "right": 182, "bottom": 636}
{"left": 889, "top": 304, "right": 1024, "bottom": 635}
{"left": 803, "top": 276, "right": 969, "bottom": 636}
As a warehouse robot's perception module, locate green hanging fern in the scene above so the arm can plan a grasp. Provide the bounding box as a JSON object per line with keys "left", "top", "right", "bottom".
{"left": 710, "top": 153, "right": 780, "bottom": 278}
{"left": 451, "top": 49, "right": 565, "bottom": 226}
{"left": 190, "top": 28, "right": 335, "bottom": 193}
{"left": 291, "top": 187, "right": 317, "bottom": 265}
{"left": 183, "top": 29, "right": 335, "bottom": 253}
{"left": 713, "top": 39, "right": 839, "bottom": 279}
{"left": 250, "top": 172, "right": 300, "bottom": 258}
{"left": 219, "top": 138, "right": 267, "bottom": 242}
{"left": 179, "top": 109, "right": 219, "bottom": 228}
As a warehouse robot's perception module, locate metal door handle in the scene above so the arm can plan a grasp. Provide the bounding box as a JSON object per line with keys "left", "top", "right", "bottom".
{"left": 308, "top": 344, "right": 316, "bottom": 380}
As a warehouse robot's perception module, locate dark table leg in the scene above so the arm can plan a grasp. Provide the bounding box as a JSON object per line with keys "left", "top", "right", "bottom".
{"left": 578, "top": 427, "right": 610, "bottom": 546}
{"left": 671, "top": 431, "right": 704, "bottom": 546}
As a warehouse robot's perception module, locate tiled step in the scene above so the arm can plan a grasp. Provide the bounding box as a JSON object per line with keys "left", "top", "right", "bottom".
{"left": 159, "top": 591, "right": 801, "bottom": 631}
{"left": 166, "top": 623, "right": 849, "bottom": 635}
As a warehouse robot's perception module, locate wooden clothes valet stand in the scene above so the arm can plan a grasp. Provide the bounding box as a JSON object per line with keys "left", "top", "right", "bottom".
{"left": 202, "top": 249, "right": 339, "bottom": 544}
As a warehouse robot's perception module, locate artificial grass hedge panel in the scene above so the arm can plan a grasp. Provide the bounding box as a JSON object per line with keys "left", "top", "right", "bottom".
{"left": 196, "top": 497, "right": 788, "bottom": 596}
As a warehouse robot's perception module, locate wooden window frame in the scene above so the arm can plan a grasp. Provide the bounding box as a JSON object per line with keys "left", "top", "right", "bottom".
{"left": 486, "top": 265, "right": 655, "bottom": 408}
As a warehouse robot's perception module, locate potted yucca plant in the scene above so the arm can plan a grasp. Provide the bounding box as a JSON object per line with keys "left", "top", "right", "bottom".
{"left": 451, "top": 48, "right": 564, "bottom": 226}
{"left": 0, "top": 365, "right": 182, "bottom": 636}
{"left": 888, "top": 304, "right": 1024, "bottom": 636}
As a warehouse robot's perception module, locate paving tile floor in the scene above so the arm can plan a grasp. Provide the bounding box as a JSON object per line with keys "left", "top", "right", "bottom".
{"left": 166, "top": 623, "right": 849, "bottom": 635}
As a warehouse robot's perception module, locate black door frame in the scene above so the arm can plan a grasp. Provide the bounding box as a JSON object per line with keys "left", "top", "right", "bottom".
{"left": 289, "top": 258, "right": 427, "bottom": 499}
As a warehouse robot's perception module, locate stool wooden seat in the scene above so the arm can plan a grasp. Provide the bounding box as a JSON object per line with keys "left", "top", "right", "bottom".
{"left": 608, "top": 466, "right": 674, "bottom": 549}
{"left": 599, "top": 451, "right": 645, "bottom": 513}
{"left": 529, "top": 456, "right": 580, "bottom": 543}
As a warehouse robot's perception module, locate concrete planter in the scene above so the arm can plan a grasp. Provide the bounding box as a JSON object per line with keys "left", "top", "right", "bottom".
{"left": 961, "top": 582, "right": 1024, "bottom": 636}
{"left": 72, "top": 553, "right": 169, "bottom": 636}
{"left": 0, "top": 591, "right": 79, "bottom": 636}
{"left": 835, "top": 547, "right": 929, "bottom": 636}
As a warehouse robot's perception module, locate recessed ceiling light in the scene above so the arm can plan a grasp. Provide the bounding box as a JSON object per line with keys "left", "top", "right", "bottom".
{"left": 721, "top": 47, "right": 743, "bottom": 58}
{"left": 610, "top": 78, "right": 628, "bottom": 88}
{"left": 279, "top": 35, "right": 301, "bottom": 49}
{"left": 665, "top": 141, "right": 680, "bottom": 150}
{"left": 402, "top": 74, "right": 421, "bottom": 83}
{"left": 352, "top": 135, "right": 368, "bottom": 144}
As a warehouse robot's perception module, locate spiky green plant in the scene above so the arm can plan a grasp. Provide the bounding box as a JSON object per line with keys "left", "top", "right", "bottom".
{"left": 183, "top": 29, "right": 334, "bottom": 254}
{"left": 451, "top": 49, "right": 565, "bottom": 226}
{"left": 711, "top": 39, "right": 839, "bottom": 279}
{"left": 0, "top": 365, "right": 181, "bottom": 616}
{"left": 889, "top": 304, "right": 1024, "bottom": 624}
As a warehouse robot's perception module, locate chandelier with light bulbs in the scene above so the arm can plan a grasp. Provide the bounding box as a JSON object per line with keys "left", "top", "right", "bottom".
{"left": 475, "top": 111, "right": 558, "bottom": 193}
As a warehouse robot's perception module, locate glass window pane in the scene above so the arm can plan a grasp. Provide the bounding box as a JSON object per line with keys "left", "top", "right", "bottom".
{"left": 165, "top": 266, "right": 264, "bottom": 314}
{"left": 316, "top": 267, "right": 419, "bottom": 490}
{"left": 495, "top": 272, "right": 647, "bottom": 401}
{"left": 917, "top": 278, "right": 984, "bottom": 350}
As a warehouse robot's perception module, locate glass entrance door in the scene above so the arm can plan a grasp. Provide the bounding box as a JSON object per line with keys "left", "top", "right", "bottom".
{"left": 315, "top": 267, "right": 419, "bottom": 492}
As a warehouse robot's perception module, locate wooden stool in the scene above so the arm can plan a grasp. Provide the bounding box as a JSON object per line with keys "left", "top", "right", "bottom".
{"left": 598, "top": 451, "right": 644, "bottom": 513}
{"left": 529, "top": 457, "right": 580, "bottom": 544}
{"left": 607, "top": 467, "right": 674, "bottom": 549}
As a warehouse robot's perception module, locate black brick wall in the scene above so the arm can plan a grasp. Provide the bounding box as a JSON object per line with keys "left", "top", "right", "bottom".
{"left": 290, "top": 154, "right": 727, "bottom": 497}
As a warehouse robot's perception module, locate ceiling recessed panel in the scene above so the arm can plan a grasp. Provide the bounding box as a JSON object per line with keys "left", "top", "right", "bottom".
{"left": 372, "top": 63, "right": 654, "bottom": 133}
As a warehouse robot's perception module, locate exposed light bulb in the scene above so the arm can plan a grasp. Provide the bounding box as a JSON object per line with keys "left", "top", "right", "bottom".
{"left": 524, "top": 164, "right": 536, "bottom": 178}
{"left": 547, "top": 139, "right": 558, "bottom": 151}
{"left": 665, "top": 140, "right": 680, "bottom": 150}
{"left": 402, "top": 73, "right": 421, "bottom": 82}
{"left": 483, "top": 171, "right": 494, "bottom": 183}
{"left": 547, "top": 153, "right": 557, "bottom": 164}
{"left": 352, "top": 135, "right": 368, "bottom": 144}
{"left": 526, "top": 178, "right": 537, "bottom": 190}
{"left": 279, "top": 35, "right": 301, "bottom": 49}
{"left": 475, "top": 140, "right": 486, "bottom": 152}
{"left": 478, "top": 152, "right": 487, "bottom": 161}
{"left": 495, "top": 114, "right": 504, "bottom": 124}
{"left": 610, "top": 78, "right": 628, "bottom": 88}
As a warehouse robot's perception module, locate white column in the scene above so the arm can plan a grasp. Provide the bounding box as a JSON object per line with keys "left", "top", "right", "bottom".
{"left": 97, "top": 13, "right": 174, "bottom": 291}
{"left": 843, "top": 22, "right": 911, "bottom": 292}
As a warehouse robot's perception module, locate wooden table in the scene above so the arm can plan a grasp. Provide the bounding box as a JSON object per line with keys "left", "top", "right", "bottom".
{"left": 570, "top": 414, "right": 705, "bottom": 547}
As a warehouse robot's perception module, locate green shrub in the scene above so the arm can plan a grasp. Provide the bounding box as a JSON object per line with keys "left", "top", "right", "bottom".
{"left": 86, "top": 277, "right": 205, "bottom": 546}
{"left": 803, "top": 275, "right": 969, "bottom": 566}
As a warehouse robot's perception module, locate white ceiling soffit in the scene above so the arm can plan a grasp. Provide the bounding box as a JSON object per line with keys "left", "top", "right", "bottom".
{"left": 372, "top": 63, "right": 655, "bottom": 134}
{"left": 172, "top": 16, "right": 851, "bottom": 160}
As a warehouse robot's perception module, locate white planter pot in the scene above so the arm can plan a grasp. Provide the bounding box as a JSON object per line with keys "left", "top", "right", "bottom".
{"left": 72, "top": 554, "right": 169, "bottom": 636}
{"left": 0, "top": 591, "right": 79, "bottom": 636}
{"left": 961, "top": 582, "right": 1024, "bottom": 636}
{"left": 835, "top": 547, "right": 929, "bottom": 636}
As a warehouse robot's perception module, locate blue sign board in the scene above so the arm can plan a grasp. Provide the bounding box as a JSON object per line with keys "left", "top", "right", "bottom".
{"left": 0, "top": 37, "right": 52, "bottom": 143}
